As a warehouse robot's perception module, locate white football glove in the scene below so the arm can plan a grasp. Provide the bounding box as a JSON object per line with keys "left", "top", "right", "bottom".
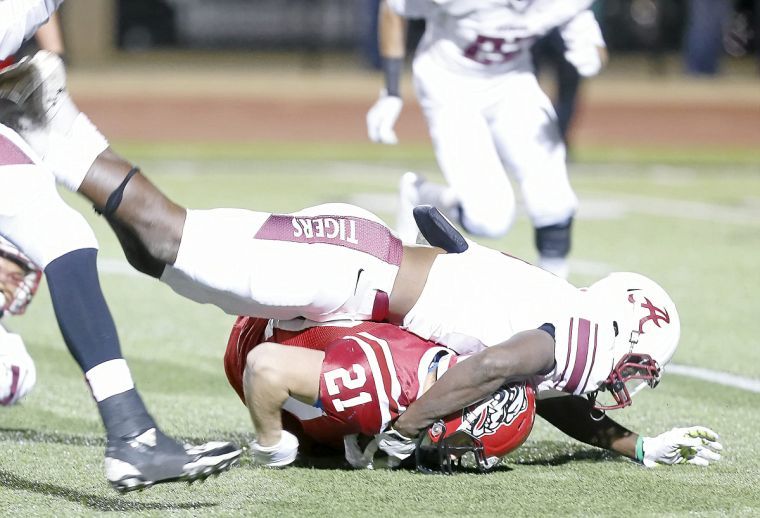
{"left": 376, "top": 427, "right": 416, "bottom": 463}
{"left": 366, "top": 91, "right": 403, "bottom": 145}
{"left": 642, "top": 426, "right": 723, "bottom": 467}
{"left": 560, "top": 10, "right": 606, "bottom": 77}
{"left": 343, "top": 434, "right": 379, "bottom": 470}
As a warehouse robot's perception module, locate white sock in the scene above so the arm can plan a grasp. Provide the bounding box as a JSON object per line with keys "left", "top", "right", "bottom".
{"left": 250, "top": 430, "right": 299, "bottom": 467}
{"left": 85, "top": 359, "right": 135, "bottom": 402}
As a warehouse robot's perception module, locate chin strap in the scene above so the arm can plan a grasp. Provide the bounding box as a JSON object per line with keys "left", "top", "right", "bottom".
{"left": 586, "top": 393, "right": 606, "bottom": 421}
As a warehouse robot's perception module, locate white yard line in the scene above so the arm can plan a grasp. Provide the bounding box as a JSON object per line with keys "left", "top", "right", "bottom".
{"left": 98, "top": 258, "right": 141, "bottom": 278}
{"left": 581, "top": 193, "right": 760, "bottom": 226}
{"left": 667, "top": 364, "right": 760, "bottom": 394}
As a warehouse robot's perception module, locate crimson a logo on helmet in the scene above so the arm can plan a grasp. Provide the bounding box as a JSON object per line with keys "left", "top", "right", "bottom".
{"left": 637, "top": 297, "right": 670, "bottom": 335}
{"left": 461, "top": 385, "right": 528, "bottom": 437}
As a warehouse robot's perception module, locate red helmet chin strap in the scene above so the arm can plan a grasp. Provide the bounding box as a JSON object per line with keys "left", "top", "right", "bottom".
{"left": 592, "top": 354, "right": 661, "bottom": 411}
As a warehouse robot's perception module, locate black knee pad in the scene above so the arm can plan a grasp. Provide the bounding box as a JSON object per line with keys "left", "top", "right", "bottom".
{"left": 535, "top": 218, "right": 572, "bottom": 258}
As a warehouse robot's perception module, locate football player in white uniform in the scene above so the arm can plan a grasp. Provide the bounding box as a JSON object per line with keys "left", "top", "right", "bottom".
{"left": 0, "top": 3, "right": 241, "bottom": 493}
{"left": 2, "top": 51, "right": 721, "bottom": 469}
{"left": 366, "top": 0, "right": 607, "bottom": 278}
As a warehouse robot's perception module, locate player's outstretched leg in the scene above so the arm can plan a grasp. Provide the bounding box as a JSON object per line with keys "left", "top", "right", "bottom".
{"left": 0, "top": 51, "right": 186, "bottom": 277}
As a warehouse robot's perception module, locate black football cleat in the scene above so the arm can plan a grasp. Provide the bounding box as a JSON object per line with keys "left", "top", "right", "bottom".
{"left": 105, "top": 428, "right": 242, "bottom": 493}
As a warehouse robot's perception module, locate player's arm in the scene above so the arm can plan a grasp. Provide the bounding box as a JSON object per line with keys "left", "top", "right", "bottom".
{"left": 366, "top": 0, "right": 407, "bottom": 144}
{"left": 379, "top": 0, "right": 406, "bottom": 97}
{"left": 393, "top": 328, "right": 555, "bottom": 437}
{"left": 537, "top": 394, "right": 723, "bottom": 467}
{"left": 536, "top": 394, "right": 637, "bottom": 456}
{"left": 0, "top": 0, "right": 63, "bottom": 59}
{"left": 34, "top": 12, "right": 64, "bottom": 57}
{"left": 529, "top": 0, "right": 595, "bottom": 37}
{"left": 559, "top": 10, "right": 607, "bottom": 77}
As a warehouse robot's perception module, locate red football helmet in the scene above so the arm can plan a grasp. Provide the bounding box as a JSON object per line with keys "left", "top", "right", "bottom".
{"left": 415, "top": 382, "right": 536, "bottom": 473}
{"left": 0, "top": 237, "right": 42, "bottom": 316}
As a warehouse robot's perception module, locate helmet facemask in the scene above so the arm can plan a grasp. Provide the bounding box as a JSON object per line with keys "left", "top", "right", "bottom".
{"left": 592, "top": 353, "right": 661, "bottom": 410}
{"left": 414, "top": 383, "right": 536, "bottom": 474}
{"left": 0, "top": 239, "right": 42, "bottom": 316}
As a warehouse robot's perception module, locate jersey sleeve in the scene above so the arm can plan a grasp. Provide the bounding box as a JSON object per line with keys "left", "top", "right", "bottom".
{"left": 541, "top": 311, "right": 615, "bottom": 396}
{"left": 559, "top": 9, "right": 606, "bottom": 77}
{"left": 0, "top": 0, "right": 63, "bottom": 59}
{"left": 387, "top": 0, "right": 433, "bottom": 18}
{"left": 527, "top": 0, "right": 595, "bottom": 38}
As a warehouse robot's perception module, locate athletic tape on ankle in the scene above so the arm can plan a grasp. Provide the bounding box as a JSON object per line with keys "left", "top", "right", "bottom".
{"left": 85, "top": 359, "right": 135, "bottom": 402}
{"left": 95, "top": 167, "right": 140, "bottom": 217}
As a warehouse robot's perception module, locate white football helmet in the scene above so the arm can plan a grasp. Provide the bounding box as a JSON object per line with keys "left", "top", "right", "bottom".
{"left": 587, "top": 272, "right": 680, "bottom": 410}
{"left": 0, "top": 236, "right": 42, "bottom": 316}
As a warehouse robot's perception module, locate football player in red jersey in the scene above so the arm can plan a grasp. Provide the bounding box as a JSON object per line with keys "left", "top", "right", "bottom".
{"left": 224, "top": 317, "right": 535, "bottom": 472}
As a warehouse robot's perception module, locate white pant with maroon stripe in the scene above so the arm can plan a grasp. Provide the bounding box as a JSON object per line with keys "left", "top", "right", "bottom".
{"left": 0, "top": 124, "right": 98, "bottom": 269}
{"left": 161, "top": 203, "right": 402, "bottom": 322}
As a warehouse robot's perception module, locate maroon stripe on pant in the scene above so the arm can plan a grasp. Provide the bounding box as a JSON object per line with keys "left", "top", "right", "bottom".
{"left": 565, "top": 318, "right": 591, "bottom": 394}
{"left": 0, "top": 134, "right": 33, "bottom": 166}
{"left": 0, "top": 365, "right": 20, "bottom": 405}
{"left": 255, "top": 214, "right": 402, "bottom": 265}
{"left": 578, "top": 323, "right": 599, "bottom": 394}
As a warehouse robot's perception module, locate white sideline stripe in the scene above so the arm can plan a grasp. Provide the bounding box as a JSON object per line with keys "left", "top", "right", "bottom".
{"left": 667, "top": 364, "right": 760, "bottom": 393}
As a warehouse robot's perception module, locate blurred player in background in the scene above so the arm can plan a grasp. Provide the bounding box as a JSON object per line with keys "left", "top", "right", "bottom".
{"left": 0, "top": 237, "right": 41, "bottom": 406}
{"left": 0, "top": 11, "right": 64, "bottom": 69}
{"left": 366, "top": 0, "right": 607, "bottom": 278}
{"left": 0, "top": 1, "right": 241, "bottom": 493}
{"left": 226, "top": 317, "right": 722, "bottom": 470}
{"left": 1, "top": 51, "right": 721, "bottom": 470}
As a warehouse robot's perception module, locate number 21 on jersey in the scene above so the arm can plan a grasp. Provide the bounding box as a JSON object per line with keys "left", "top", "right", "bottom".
{"left": 323, "top": 364, "right": 372, "bottom": 412}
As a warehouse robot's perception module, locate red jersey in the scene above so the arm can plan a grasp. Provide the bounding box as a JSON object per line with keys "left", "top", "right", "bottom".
{"left": 224, "top": 316, "right": 454, "bottom": 448}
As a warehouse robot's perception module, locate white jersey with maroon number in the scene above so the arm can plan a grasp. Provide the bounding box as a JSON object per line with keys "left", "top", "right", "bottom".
{"left": 389, "top": 0, "right": 593, "bottom": 75}
{"left": 403, "top": 240, "right": 615, "bottom": 395}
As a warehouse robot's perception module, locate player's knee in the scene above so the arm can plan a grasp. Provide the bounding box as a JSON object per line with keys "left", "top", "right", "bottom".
{"left": 460, "top": 203, "right": 515, "bottom": 238}
{"left": 535, "top": 218, "right": 572, "bottom": 258}
{"left": 244, "top": 342, "right": 286, "bottom": 387}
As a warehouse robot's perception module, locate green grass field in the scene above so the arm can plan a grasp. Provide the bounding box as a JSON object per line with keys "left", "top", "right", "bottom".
{"left": 1, "top": 143, "right": 759, "bottom": 516}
